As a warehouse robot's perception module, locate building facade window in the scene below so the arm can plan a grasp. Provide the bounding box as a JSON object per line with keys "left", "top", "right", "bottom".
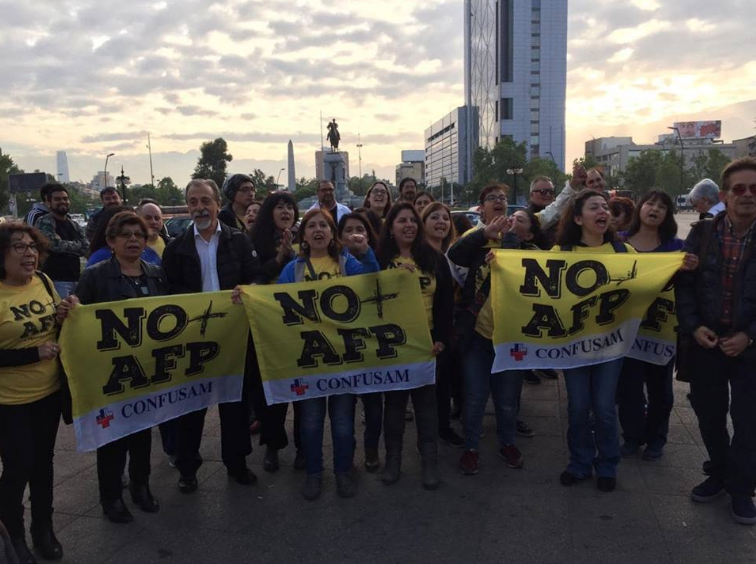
{"left": 501, "top": 98, "right": 513, "bottom": 120}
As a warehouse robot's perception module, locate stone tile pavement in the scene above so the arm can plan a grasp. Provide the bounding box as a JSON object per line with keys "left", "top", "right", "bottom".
{"left": 6, "top": 376, "right": 756, "bottom": 563}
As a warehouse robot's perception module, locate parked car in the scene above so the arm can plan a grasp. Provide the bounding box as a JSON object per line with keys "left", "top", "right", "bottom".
{"left": 165, "top": 216, "right": 193, "bottom": 238}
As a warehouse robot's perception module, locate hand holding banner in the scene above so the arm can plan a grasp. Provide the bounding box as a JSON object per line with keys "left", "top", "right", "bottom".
{"left": 59, "top": 292, "right": 248, "bottom": 452}
{"left": 490, "top": 250, "right": 683, "bottom": 372}
{"left": 241, "top": 269, "right": 436, "bottom": 405}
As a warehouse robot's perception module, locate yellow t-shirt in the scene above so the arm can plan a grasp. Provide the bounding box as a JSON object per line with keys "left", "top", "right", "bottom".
{"left": 0, "top": 276, "right": 61, "bottom": 405}
{"left": 387, "top": 256, "right": 436, "bottom": 329}
{"left": 148, "top": 236, "right": 166, "bottom": 258}
{"left": 461, "top": 226, "right": 501, "bottom": 340}
{"left": 303, "top": 256, "right": 341, "bottom": 281}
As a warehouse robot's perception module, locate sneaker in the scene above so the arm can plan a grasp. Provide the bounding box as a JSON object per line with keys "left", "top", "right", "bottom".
{"left": 690, "top": 476, "right": 726, "bottom": 503}
{"left": 302, "top": 474, "right": 322, "bottom": 501}
{"left": 523, "top": 371, "right": 541, "bottom": 385}
{"left": 459, "top": 449, "right": 480, "bottom": 475}
{"left": 535, "top": 369, "right": 559, "bottom": 380}
{"left": 642, "top": 446, "right": 664, "bottom": 461}
{"left": 516, "top": 419, "right": 535, "bottom": 438}
{"left": 620, "top": 442, "right": 641, "bottom": 458}
{"left": 335, "top": 471, "right": 357, "bottom": 498}
{"left": 498, "top": 444, "right": 524, "bottom": 469}
{"left": 731, "top": 495, "right": 756, "bottom": 525}
{"left": 597, "top": 477, "right": 616, "bottom": 492}
{"left": 439, "top": 428, "right": 465, "bottom": 448}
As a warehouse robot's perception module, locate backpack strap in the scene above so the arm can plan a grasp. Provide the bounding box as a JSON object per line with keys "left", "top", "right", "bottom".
{"left": 36, "top": 271, "right": 56, "bottom": 300}
{"left": 611, "top": 241, "right": 628, "bottom": 253}
{"left": 559, "top": 244, "right": 574, "bottom": 252}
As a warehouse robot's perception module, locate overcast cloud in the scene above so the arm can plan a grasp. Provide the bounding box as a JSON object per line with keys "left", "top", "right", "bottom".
{"left": 1, "top": 0, "right": 753, "bottom": 184}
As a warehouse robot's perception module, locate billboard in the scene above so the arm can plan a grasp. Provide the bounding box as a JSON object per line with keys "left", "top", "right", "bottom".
{"left": 8, "top": 172, "right": 48, "bottom": 195}
{"left": 672, "top": 120, "right": 722, "bottom": 140}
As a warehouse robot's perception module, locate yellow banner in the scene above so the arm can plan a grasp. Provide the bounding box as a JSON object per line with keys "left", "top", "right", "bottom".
{"left": 241, "top": 270, "right": 436, "bottom": 404}
{"left": 490, "top": 251, "right": 683, "bottom": 371}
{"left": 627, "top": 279, "right": 678, "bottom": 365}
{"left": 59, "top": 292, "right": 247, "bottom": 452}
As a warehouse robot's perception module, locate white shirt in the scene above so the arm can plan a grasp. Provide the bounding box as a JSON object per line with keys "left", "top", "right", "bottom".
{"left": 708, "top": 201, "right": 726, "bottom": 216}
{"left": 194, "top": 222, "right": 222, "bottom": 292}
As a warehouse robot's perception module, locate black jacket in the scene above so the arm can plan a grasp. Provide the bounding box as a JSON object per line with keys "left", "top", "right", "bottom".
{"left": 429, "top": 257, "right": 454, "bottom": 348}
{"left": 218, "top": 204, "right": 247, "bottom": 233}
{"left": 162, "top": 222, "right": 264, "bottom": 294}
{"left": 676, "top": 215, "right": 756, "bottom": 339}
{"left": 75, "top": 257, "right": 169, "bottom": 304}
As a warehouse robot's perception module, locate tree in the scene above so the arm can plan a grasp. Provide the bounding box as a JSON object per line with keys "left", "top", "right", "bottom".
{"left": 618, "top": 150, "right": 666, "bottom": 196}
{"left": 702, "top": 148, "right": 730, "bottom": 185}
{"left": 193, "top": 138, "right": 232, "bottom": 189}
{"left": 156, "top": 177, "right": 183, "bottom": 205}
{"left": 0, "top": 149, "right": 23, "bottom": 212}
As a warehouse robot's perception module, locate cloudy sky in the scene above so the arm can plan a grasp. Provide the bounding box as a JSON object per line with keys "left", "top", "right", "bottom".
{"left": 1, "top": 0, "right": 754, "bottom": 185}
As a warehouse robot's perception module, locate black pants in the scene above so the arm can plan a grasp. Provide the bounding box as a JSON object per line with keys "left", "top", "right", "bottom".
{"left": 435, "top": 348, "right": 453, "bottom": 433}
{"left": 616, "top": 357, "right": 674, "bottom": 450}
{"left": 97, "top": 428, "right": 152, "bottom": 501}
{"left": 384, "top": 385, "right": 438, "bottom": 455}
{"left": 689, "top": 343, "right": 756, "bottom": 495}
{"left": 0, "top": 391, "right": 61, "bottom": 539}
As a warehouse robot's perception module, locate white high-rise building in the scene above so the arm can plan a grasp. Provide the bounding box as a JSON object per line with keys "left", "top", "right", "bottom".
{"left": 464, "top": 0, "right": 567, "bottom": 170}
{"left": 56, "top": 151, "right": 70, "bottom": 183}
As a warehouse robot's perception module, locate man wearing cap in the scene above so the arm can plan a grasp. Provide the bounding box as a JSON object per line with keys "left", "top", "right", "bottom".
{"left": 85, "top": 186, "right": 123, "bottom": 241}
{"left": 308, "top": 180, "right": 351, "bottom": 223}
{"left": 219, "top": 174, "right": 256, "bottom": 232}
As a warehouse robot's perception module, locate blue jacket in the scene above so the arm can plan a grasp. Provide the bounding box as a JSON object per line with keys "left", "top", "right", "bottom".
{"left": 278, "top": 248, "right": 379, "bottom": 284}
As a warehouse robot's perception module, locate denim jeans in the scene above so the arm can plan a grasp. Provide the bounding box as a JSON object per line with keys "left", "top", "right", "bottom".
{"left": 299, "top": 394, "right": 355, "bottom": 476}
{"left": 617, "top": 357, "right": 674, "bottom": 450}
{"left": 361, "top": 393, "right": 383, "bottom": 450}
{"left": 461, "top": 331, "right": 524, "bottom": 450}
{"left": 563, "top": 359, "right": 623, "bottom": 478}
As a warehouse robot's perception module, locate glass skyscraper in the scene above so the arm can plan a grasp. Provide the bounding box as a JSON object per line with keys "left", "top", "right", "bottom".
{"left": 464, "top": 0, "right": 567, "bottom": 170}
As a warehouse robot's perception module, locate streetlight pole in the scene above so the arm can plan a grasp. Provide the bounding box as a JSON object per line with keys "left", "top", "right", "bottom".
{"left": 668, "top": 126, "right": 684, "bottom": 194}
{"left": 276, "top": 168, "right": 285, "bottom": 187}
{"left": 506, "top": 167, "right": 524, "bottom": 205}
{"left": 356, "top": 134, "right": 363, "bottom": 179}
{"left": 146, "top": 133, "right": 155, "bottom": 187}
{"left": 103, "top": 152, "right": 115, "bottom": 191}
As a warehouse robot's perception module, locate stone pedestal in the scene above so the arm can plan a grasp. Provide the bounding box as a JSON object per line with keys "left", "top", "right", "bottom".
{"left": 323, "top": 150, "right": 353, "bottom": 202}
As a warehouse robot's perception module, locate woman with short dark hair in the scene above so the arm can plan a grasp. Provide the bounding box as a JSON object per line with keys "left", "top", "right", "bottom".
{"left": 0, "top": 222, "right": 64, "bottom": 563}
{"left": 59, "top": 212, "right": 168, "bottom": 524}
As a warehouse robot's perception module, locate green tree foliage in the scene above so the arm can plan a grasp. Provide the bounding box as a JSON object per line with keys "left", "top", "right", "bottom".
{"left": 192, "top": 138, "right": 233, "bottom": 189}
{"left": 619, "top": 150, "right": 665, "bottom": 196}
{"left": 0, "top": 150, "right": 24, "bottom": 212}
{"left": 156, "top": 177, "right": 183, "bottom": 205}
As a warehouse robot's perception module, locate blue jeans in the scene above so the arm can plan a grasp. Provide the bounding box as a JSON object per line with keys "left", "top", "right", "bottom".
{"left": 563, "top": 359, "right": 623, "bottom": 478}
{"left": 53, "top": 280, "right": 77, "bottom": 298}
{"left": 361, "top": 393, "right": 383, "bottom": 450}
{"left": 299, "top": 394, "right": 355, "bottom": 476}
{"left": 617, "top": 357, "right": 674, "bottom": 450}
{"left": 462, "top": 331, "right": 524, "bottom": 450}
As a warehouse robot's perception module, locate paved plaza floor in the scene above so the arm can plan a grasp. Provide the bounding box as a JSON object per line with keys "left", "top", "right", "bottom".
{"left": 19, "top": 374, "right": 756, "bottom": 564}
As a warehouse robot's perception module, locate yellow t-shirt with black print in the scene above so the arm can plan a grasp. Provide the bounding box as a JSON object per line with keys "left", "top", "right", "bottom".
{"left": 303, "top": 256, "right": 341, "bottom": 281}
{"left": 387, "top": 256, "right": 436, "bottom": 329}
{"left": 0, "top": 276, "right": 61, "bottom": 405}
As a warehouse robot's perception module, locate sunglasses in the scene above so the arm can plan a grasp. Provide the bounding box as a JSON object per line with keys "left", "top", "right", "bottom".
{"left": 531, "top": 189, "right": 555, "bottom": 196}
{"left": 730, "top": 185, "right": 756, "bottom": 196}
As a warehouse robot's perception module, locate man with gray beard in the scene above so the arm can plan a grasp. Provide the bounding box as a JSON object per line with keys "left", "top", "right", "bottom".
{"left": 162, "top": 179, "right": 264, "bottom": 493}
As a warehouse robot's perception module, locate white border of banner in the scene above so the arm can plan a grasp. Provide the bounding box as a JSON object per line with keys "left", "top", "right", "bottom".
{"left": 73, "top": 374, "right": 243, "bottom": 452}
{"left": 492, "top": 319, "right": 641, "bottom": 372}
{"left": 262, "top": 360, "right": 437, "bottom": 404}
{"left": 626, "top": 333, "right": 676, "bottom": 366}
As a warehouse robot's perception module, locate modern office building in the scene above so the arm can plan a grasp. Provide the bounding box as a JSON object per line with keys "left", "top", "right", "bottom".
{"left": 56, "top": 151, "right": 70, "bottom": 183}
{"left": 464, "top": 0, "right": 568, "bottom": 170}
{"left": 424, "top": 106, "right": 476, "bottom": 191}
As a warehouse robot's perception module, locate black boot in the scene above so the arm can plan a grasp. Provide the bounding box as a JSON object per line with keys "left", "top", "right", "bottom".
{"left": 31, "top": 525, "right": 63, "bottom": 560}
{"left": 419, "top": 443, "right": 441, "bottom": 490}
{"left": 101, "top": 498, "right": 134, "bottom": 524}
{"left": 382, "top": 443, "right": 402, "bottom": 485}
{"left": 129, "top": 483, "right": 160, "bottom": 513}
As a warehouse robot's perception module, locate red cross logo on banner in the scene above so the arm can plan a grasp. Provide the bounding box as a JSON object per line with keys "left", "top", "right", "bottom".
{"left": 509, "top": 344, "right": 528, "bottom": 361}
{"left": 290, "top": 379, "right": 309, "bottom": 396}
{"left": 96, "top": 408, "right": 115, "bottom": 429}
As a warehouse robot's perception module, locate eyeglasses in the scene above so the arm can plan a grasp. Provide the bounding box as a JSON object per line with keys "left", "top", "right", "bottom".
{"left": 11, "top": 242, "right": 39, "bottom": 254}
{"left": 730, "top": 185, "right": 756, "bottom": 196}
{"left": 117, "top": 231, "right": 146, "bottom": 240}
{"left": 532, "top": 189, "right": 555, "bottom": 196}
{"left": 238, "top": 187, "right": 255, "bottom": 195}
{"left": 371, "top": 189, "right": 388, "bottom": 195}
{"left": 484, "top": 195, "right": 508, "bottom": 203}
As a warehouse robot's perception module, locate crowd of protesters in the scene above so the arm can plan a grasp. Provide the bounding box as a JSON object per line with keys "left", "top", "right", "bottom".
{"left": 2, "top": 157, "right": 756, "bottom": 563}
